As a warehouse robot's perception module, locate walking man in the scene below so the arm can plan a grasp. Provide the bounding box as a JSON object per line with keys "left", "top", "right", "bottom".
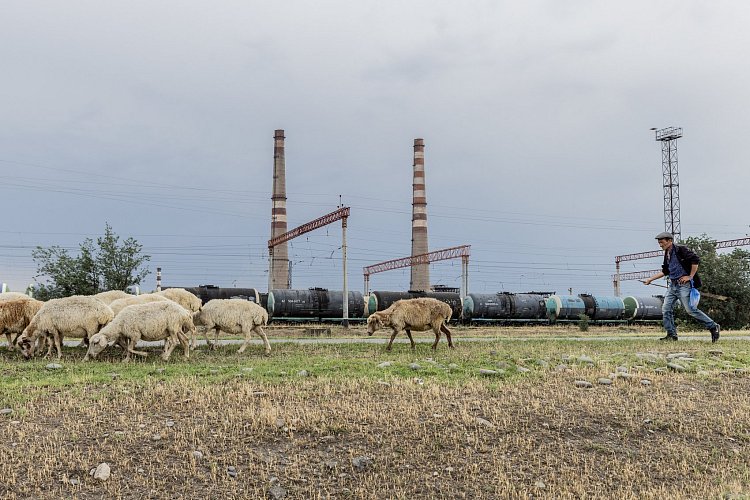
{"left": 643, "top": 232, "right": 720, "bottom": 342}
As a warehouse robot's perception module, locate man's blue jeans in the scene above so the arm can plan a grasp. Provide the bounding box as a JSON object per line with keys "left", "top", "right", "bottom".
{"left": 662, "top": 282, "right": 717, "bottom": 337}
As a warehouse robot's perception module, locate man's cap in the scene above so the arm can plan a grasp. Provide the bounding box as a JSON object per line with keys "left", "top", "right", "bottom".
{"left": 655, "top": 231, "right": 673, "bottom": 240}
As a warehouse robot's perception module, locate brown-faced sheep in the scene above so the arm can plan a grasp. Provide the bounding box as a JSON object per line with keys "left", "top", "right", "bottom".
{"left": 93, "top": 290, "right": 132, "bottom": 305}
{"left": 0, "top": 298, "right": 43, "bottom": 350}
{"left": 84, "top": 301, "right": 193, "bottom": 362}
{"left": 18, "top": 296, "right": 114, "bottom": 359}
{"left": 193, "top": 299, "right": 270, "bottom": 354}
{"left": 156, "top": 288, "right": 202, "bottom": 313}
{"left": 109, "top": 294, "right": 170, "bottom": 316}
{"left": 366, "top": 297, "right": 454, "bottom": 351}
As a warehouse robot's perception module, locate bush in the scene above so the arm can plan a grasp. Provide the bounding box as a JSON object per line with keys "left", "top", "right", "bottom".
{"left": 578, "top": 313, "right": 590, "bottom": 332}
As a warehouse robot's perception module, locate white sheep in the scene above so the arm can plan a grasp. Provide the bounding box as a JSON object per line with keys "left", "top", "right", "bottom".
{"left": 18, "top": 295, "right": 114, "bottom": 359}
{"left": 193, "top": 299, "right": 270, "bottom": 354}
{"left": 366, "top": 297, "right": 454, "bottom": 351}
{"left": 93, "top": 290, "right": 132, "bottom": 305}
{"left": 0, "top": 292, "right": 34, "bottom": 301}
{"left": 84, "top": 300, "right": 193, "bottom": 362}
{"left": 156, "top": 288, "right": 202, "bottom": 313}
{"left": 109, "top": 294, "right": 170, "bottom": 316}
{"left": 0, "top": 298, "right": 43, "bottom": 350}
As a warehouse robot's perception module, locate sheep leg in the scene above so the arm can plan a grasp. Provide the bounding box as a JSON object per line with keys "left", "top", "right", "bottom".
{"left": 405, "top": 329, "right": 416, "bottom": 350}
{"left": 441, "top": 323, "right": 454, "bottom": 348}
{"left": 4, "top": 332, "right": 13, "bottom": 351}
{"left": 199, "top": 326, "right": 212, "bottom": 350}
{"left": 431, "top": 325, "right": 442, "bottom": 350}
{"left": 53, "top": 332, "right": 64, "bottom": 359}
{"left": 386, "top": 328, "right": 400, "bottom": 351}
{"left": 207, "top": 327, "right": 219, "bottom": 350}
{"left": 214, "top": 327, "right": 222, "bottom": 349}
{"left": 252, "top": 325, "right": 271, "bottom": 356}
{"left": 127, "top": 338, "right": 149, "bottom": 358}
{"left": 190, "top": 326, "right": 197, "bottom": 351}
{"left": 237, "top": 327, "right": 251, "bottom": 354}
{"left": 161, "top": 335, "right": 178, "bottom": 361}
{"left": 38, "top": 335, "right": 50, "bottom": 358}
{"left": 177, "top": 331, "right": 190, "bottom": 359}
{"left": 123, "top": 339, "right": 133, "bottom": 362}
{"left": 237, "top": 325, "right": 271, "bottom": 355}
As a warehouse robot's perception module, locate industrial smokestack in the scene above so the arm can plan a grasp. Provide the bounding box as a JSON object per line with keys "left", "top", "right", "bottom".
{"left": 269, "top": 129, "right": 289, "bottom": 290}
{"left": 410, "top": 138, "right": 430, "bottom": 291}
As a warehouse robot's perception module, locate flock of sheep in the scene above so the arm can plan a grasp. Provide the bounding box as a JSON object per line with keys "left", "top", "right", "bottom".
{"left": 0, "top": 290, "right": 454, "bottom": 362}
{"left": 0, "top": 289, "right": 270, "bottom": 362}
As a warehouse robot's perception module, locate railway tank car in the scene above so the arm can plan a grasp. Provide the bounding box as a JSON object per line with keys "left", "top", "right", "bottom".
{"left": 622, "top": 295, "right": 664, "bottom": 321}
{"left": 367, "top": 290, "right": 463, "bottom": 322}
{"left": 267, "top": 288, "right": 366, "bottom": 322}
{"left": 462, "top": 292, "right": 548, "bottom": 322}
{"left": 578, "top": 294, "right": 625, "bottom": 320}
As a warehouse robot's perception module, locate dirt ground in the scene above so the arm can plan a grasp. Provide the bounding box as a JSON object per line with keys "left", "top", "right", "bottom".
{"left": 2, "top": 370, "right": 750, "bottom": 498}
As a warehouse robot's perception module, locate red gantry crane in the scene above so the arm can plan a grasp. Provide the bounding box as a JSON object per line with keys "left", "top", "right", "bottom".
{"left": 268, "top": 206, "right": 351, "bottom": 326}
{"left": 363, "top": 244, "right": 471, "bottom": 297}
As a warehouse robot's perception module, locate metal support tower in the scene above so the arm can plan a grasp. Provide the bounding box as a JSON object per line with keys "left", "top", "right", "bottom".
{"left": 268, "top": 206, "right": 351, "bottom": 327}
{"left": 653, "top": 126, "right": 683, "bottom": 242}
{"left": 363, "top": 245, "right": 471, "bottom": 297}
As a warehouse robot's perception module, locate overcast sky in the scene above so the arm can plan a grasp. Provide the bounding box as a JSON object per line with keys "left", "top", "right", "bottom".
{"left": 1, "top": 1, "right": 748, "bottom": 299}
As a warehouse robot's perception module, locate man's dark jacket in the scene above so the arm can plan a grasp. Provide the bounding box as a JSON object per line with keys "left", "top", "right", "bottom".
{"left": 661, "top": 244, "right": 702, "bottom": 288}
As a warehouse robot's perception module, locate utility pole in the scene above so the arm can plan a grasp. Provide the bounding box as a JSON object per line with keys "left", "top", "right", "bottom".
{"left": 342, "top": 216, "right": 349, "bottom": 328}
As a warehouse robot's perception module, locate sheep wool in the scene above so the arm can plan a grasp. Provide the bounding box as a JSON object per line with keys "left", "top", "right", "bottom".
{"left": 0, "top": 298, "right": 43, "bottom": 350}
{"left": 194, "top": 299, "right": 270, "bottom": 354}
{"left": 93, "top": 290, "right": 132, "bottom": 305}
{"left": 156, "top": 288, "right": 202, "bottom": 313}
{"left": 0, "top": 292, "right": 34, "bottom": 302}
{"left": 85, "top": 300, "right": 193, "bottom": 362}
{"left": 109, "top": 294, "right": 170, "bottom": 316}
{"left": 20, "top": 295, "right": 114, "bottom": 359}
{"left": 367, "top": 297, "right": 454, "bottom": 351}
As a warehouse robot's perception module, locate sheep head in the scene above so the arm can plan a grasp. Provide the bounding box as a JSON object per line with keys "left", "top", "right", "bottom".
{"left": 17, "top": 328, "right": 35, "bottom": 359}
{"left": 367, "top": 312, "right": 389, "bottom": 336}
{"left": 85, "top": 333, "right": 109, "bottom": 360}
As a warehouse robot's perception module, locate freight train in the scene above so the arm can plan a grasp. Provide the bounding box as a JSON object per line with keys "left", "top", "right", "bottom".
{"left": 173, "top": 286, "right": 664, "bottom": 324}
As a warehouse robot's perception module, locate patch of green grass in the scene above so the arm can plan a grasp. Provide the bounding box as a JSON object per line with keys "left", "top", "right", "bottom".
{"left": 2, "top": 334, "right": 750, "bottom": 409}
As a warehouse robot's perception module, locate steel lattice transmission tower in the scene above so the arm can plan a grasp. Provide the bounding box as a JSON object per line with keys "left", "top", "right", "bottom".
{"left": 652, "top": 126, "right": 683, "bottom": 242}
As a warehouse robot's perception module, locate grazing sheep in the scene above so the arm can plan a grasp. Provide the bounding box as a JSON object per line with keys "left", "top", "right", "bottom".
{"left": 84, "top": 301, "right": 193, "bottom": 362}
{"left": 109, "top": 294, "right": 170, "bottom": 316}
{"left": 156, "top": 288, "right": 202, "bottom": 313}
{"left": 93, "top": 290, "right": 132, "bottom": 305}
{"left": 193, "top": 299, "right": 270, "bottom": 354}
{"left": 18, "top": 295, "right": 114, "bottom": 359}
{"left": 0, "top": 298, "right": 43, "bottom": 350}
{"left": 366, "top": 297, "right": 454, "bottom": 351}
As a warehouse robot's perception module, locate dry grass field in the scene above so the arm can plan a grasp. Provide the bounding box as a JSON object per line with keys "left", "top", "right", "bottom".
{"left": 1, "top": 325, "right": 750, "bottom": 499}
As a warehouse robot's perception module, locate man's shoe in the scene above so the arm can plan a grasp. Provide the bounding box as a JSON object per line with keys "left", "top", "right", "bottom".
{"left": 659, "top": 335, "right": 678, "bottom": 341}
{"left": 710, "top": 324, "right": 721, "bottom": 343}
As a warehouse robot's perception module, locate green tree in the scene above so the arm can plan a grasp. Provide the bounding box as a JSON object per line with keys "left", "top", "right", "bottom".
{"left": 32, "top": 223, "right": 150, "bottom": 300}
{"left": 677, "top": 235, "right": 750, "bottom": 330}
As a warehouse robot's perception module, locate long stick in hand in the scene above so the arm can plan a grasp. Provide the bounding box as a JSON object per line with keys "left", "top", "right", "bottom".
{"left": 640, "top": 280, "right": 729, "bottom": 301}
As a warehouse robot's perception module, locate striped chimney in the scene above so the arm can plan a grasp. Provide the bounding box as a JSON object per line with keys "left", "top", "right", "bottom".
{"left": 156, "top": 267, "right": 162, "bottom": 292}
{"left": 269, "top": 129, "right": 289, "bottom": 290}
{"left": 410, "top": 138, "right": 430, "bottom": 291}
